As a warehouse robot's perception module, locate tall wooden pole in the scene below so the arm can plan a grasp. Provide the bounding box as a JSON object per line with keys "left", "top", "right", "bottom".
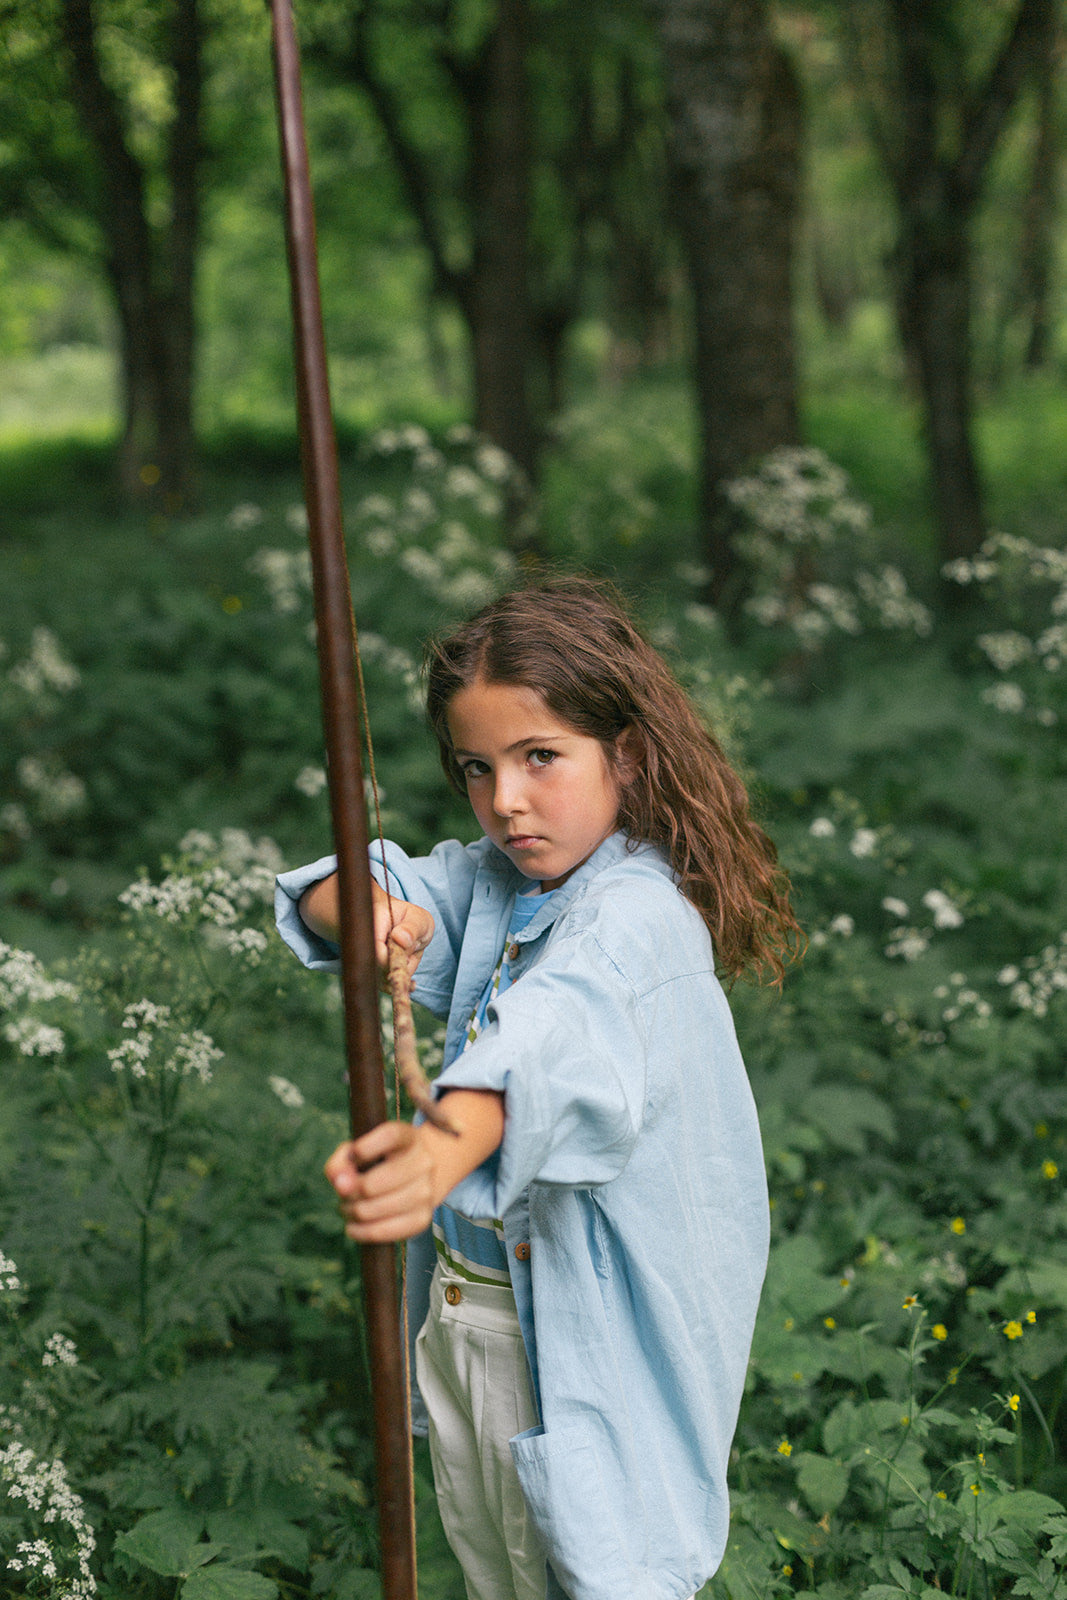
{"left": 268, "top": 4, "right": 417, "bottom": 1595}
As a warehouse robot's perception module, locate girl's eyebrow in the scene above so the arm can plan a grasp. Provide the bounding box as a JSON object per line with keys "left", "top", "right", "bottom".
{"left": 453, "top": 734, "right": 567, "bottom": 759}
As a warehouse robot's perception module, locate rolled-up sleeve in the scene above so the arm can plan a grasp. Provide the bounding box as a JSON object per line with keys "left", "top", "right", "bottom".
{"left": 438, "top": 930, "right": 645, "bottom": 1217}
{"left": 275, "top": 854, "right": 341, "bottom": 970}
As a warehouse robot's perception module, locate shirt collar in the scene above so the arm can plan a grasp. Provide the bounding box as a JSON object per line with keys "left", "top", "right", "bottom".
{"left": 486, "top": 831, "right": 669, "bottom": 944}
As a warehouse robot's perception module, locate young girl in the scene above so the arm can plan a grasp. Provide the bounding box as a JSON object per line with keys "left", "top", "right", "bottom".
{"left": 275, "top": 579, "right": 799, "bottom": 1600}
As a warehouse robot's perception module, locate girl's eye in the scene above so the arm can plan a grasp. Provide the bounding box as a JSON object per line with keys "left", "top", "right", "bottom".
{"left": 460, "top": 759, "right": 489, "bottom": 780}
{"left": 529, "top": 749, "right": 556, "bottom": 768}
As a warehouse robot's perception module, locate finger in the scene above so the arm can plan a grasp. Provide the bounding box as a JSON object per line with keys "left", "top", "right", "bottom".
{"left": 348, "top": 1120, "right": 415, "bottom": 1172}
{"left": 341, "top": 1166, "right": 432, "bottom": 1222}
{"left": 342, "top": 1196, "right": 434, "bottom": 1243}
{"left": 324, "top": 1141, "right": 359, "bottom": 1193}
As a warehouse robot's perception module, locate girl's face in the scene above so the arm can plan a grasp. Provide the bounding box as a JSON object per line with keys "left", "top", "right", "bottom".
{"left": 446, "top": 679, "right": 630, "bottom": 891}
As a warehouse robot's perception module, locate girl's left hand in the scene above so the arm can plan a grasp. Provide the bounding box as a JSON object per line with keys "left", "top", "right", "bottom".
{"left": 324, "top": 1089, "right": 506, "bottom": 1243}
{"left": 325, "top": 1122, "right": 437, "bottom": 1242}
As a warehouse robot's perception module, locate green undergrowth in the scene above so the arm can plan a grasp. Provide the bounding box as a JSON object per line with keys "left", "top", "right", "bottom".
{"left": 1, "top": 417, "right": 1065, "bottom": 1598}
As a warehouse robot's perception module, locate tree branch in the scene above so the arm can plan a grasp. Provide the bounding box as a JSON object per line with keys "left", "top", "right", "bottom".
{"left": 956, "top": 0, "right": 1054, "bottom": 206}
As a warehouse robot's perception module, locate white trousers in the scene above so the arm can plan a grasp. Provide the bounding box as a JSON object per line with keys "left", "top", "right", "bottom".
{"left": 416, "top": 1265, "right": 548, "bottom": 1600}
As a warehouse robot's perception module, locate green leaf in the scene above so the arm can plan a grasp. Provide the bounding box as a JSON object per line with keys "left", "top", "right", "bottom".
{"left": 985, "top": 1490, "right": 1066, "bottom": 1532}
{"left": 795, "top": 1451, "right": 850, "bottom": 1515}
{"left": 182, "top": 1569, "right": 279, "bottom": 1600}
{"left": 803, "top": 1086, "right": 895, "bottom": 1153}
{"left": 114, "top": 1508, "right": 208, "bottom": 1578}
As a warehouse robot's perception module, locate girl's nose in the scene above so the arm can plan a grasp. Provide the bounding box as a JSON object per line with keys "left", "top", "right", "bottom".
{"left": 492, "top": 772, "right": 525, "bottom": 816}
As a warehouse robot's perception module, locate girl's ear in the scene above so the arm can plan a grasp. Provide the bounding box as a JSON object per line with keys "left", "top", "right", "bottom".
{"left": 613, "top": 724, "right": 642, "bottom": 787}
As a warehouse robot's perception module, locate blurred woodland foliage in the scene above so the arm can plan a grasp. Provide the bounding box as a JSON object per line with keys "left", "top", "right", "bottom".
{"left": 0, "top": 0, "right": 1064, "bottom": 587}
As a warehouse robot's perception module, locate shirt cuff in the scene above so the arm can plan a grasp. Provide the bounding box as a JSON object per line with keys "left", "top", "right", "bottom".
{"left": 275, "top": 855, "right": 341, "bottom": 971}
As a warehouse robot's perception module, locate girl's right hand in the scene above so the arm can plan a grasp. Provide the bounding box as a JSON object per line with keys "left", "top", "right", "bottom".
{"left": 299, "top": 873, "right": 435, "bottom": 974}
{"left": 373, "top": 882, "right": 434, "bottom": 973}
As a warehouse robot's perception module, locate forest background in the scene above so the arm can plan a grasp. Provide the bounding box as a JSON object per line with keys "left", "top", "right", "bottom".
{"left": 1, "top": 2, "right": 1067, "bottom": 1599}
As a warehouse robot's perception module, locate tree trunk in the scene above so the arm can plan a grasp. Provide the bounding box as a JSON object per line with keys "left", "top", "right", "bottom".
{"left": 464, "top": 0, "right": 536, "bottom": 489}
{"left": 896, "top": 221, "right": 984, "bottom": 562}
{"left": 649, "top": 0, "right": 802, "bottom": 608}
{"left": 60, "top": 0, "right": 202, "bottom": 507}
{"left": 1020, "top": 24, "right": 1058, "bottom": 370}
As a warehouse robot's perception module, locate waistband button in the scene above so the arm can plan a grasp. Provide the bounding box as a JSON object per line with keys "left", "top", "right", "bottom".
{"left": 444, "top": 1284, "right": 462, "bottom": 1305}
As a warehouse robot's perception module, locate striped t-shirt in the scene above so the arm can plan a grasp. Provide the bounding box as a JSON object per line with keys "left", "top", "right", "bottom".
{"left": 431, "top": 885, "right": 554, "bottom": 1285}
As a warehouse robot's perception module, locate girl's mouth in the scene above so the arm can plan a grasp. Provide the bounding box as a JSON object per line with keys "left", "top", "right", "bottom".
{"left": 505, "top": 835, "right": 541, "bottom": 850}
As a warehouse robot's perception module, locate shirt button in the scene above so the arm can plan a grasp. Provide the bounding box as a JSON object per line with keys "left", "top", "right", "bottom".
{"left": 507, "top": 942, "right": 520, "bottom": 961}
{"left": 444, "top": 1284, "right": 462, "bottom": 1305}
{"left": 514, "top": 1242, "right": 531, "bottom": 1262}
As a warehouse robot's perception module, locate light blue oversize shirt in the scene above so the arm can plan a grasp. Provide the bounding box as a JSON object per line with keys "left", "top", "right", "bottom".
{"left": 275, "top": 831, "right": 769, "bottom": 1600}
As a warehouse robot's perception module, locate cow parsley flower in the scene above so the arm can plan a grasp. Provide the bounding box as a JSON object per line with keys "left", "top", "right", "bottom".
{"left": 2, "top": 1018, "right": 65, "bottom": 1057}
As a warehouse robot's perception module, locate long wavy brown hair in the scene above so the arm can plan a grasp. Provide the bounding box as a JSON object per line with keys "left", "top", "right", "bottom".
{"left": 424, "top": 578, "right": 802, "bottom": 984}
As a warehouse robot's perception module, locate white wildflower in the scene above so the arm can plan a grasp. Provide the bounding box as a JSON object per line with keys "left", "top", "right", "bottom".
{"left": 882, "top": 897, "right": 910, "bottom": 918}
{"left": 247, "top": 547, "right": 311, "bottom": 614}
{"left": 295, "top": 764, "right": 327, "bottom": 798}
{"left": 41, "top": 1333, "right": 78, "bottom": 1368}
{"left": 856, "top": 567, "right": 933, "bottom": 635}
{"left": 202, "top": 891, "right": 238, "bottom": 927}
{"left": 8, "top": 627, "right": 80, "bottom": 696}
{"left": 16, "top": 757, "right": 87, "bottom": 819}
{"left": 997, "top": 965, "right": 1020, "bottom": 985}
{"left": 356, "top": 493, "right": 395, "bottom": 520}
{"left": 169, "top": 1030, "right": 222, "bottom": 1083}
{"left": 122, "top": 999, "right": 171, "bottom": 1030}
{"left": 922, "top": 889, "right": 964, "bottom": 929}
{"left": 211, "top": 927, "right": 269, "bottom": 966}
{"left": 0, "top": 1441, "right": 97, "bottom": 1591}
{"left": 403, "top": 488, "right": 436, "bottom": 524}
{"left": 0, "top": 802, "right": 31, "bottom": 839}
{"left": 978, "top": 631, "right": 1033, "bottom": 672}
{"left": 0, "top": 944, "right": 79, "bottom": 1007}
{"left": 829, "top": 914, "right": 854, "bottom": 937}
{"left": 0, "top": 1252, "right": 21, "bottom": 1293}
{"left": 364, "top": 526, "right": 396, "bottom": 557}
{"left": 885, "top": 928, "right": 929, "bottom": 961}
{"left": 445, "top": 466, "right": 483, "bottom": 501}
{"left": 809, "top": 817, "right": 836, "bottom": 838}
{"left": 849, "top": 828, "right": 878, "bottom": 859}
{"left": 269, "top": 1075, "right": 305, "bottom": 1109}
{"left": 226, "top": 502, "right": 264, "bottom": 530}
{"left": 981, "top": 681, "right": 1026, "bottom": 714}
{"left": 2, "top": 1018, "right": 65, "bottom": 1057}
{"left": 473, "top": 442, "right": 513, "bottom": 483}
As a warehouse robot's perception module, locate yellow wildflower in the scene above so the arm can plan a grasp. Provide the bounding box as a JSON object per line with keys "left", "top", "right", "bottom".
{"left": 1007, "top": 1394, "right": 1020, "bottom": 1412}
{"left": 783, "top": 1566, "right": 794, "bottom": 1578}
{"left": 1004, "top": 1320, "right": 1024, "bottom": 1340}
{"left": 824, "top": 1316, "right": 836, "bottom": 1330}
{"left": 1026, "top": 1309, "right": 1037, "bottom": 1324}
{"left": 971, "top": 1483, "right": 981, "bottom": 1496}
{"left": 902, "top": 1295, "right": 918, "bottom": 1310}
{"left": 777, "top": 1439, "right": 793, "bottom": 1457}
{"left": 950, "top": 1217, "right": 966, "bottom": 1235}
{"left": 932, "top": 1323, "right": 948, "bottom": 1341}
{"left": 1042, "top": 1160, "right": 1059, "bottom": 1180}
